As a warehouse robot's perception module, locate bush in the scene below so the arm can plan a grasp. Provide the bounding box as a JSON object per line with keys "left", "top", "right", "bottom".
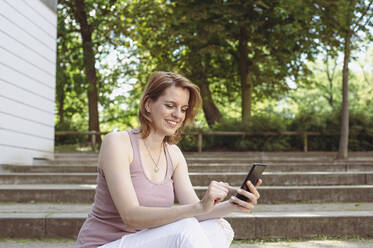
{"left": 181, "top": 115, "right": 292, "bottom": 152}
{"left": 180, "top": 109, "right": 373, "bottom": 152}
{"left": 55, "top": 122, "right": 87, "bottom": 146}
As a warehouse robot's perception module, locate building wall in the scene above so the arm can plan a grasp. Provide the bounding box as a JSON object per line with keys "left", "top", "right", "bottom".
{"left": 0, "top": 0, "right": 57, "bottom": 165}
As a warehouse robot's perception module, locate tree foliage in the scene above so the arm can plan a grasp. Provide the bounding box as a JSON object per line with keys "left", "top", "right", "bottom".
{"left": 55, "top": 0, "right": 373, "bottom": 153}
{"left": 313, "top": 0, "right": 373, "bottom": 158}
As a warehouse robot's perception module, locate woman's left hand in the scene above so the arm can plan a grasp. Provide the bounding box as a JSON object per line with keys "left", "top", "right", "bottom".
{"left": 229, "top": 179, "right": 262, "bottom": 213}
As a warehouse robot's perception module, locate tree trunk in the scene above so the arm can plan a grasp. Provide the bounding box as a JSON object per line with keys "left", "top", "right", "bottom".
{"left": 73, "top": 0, "right": 101, "bottom": 146}
{"left": 57, "top": 81, "right": 65, "bottom": 125}
{"left": 241, "top": 69, "right": 253, "bottom": 123}
{"left": 200, "top": 82, "right": 221, "bottom": 127}
{"left": 337, "top": 32, "right": 351, "bottom": 159}
{"left": 325, "top": 54, "right": 336, "bottom": 108}
{"left": 238, "top": 29, "right": 252, "bottom": 123}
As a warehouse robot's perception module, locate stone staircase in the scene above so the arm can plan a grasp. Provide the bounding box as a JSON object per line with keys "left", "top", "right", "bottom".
{"left": 0, "top": 151, "right": 372, "bottom": 240}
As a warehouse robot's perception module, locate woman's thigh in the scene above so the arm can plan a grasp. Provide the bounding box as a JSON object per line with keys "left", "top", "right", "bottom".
{"left": 99, "top": 218, "right": 234, "bottom": 248}
{"left": 101, "top": 218, "right": 211, "bottom": 248}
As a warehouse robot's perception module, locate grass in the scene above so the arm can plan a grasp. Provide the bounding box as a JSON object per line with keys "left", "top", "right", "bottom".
{"left": 232, "top": 235, "right": 372, "bottom": 244}
{"left": 0, "top": 236, "right": 371, "bottom": 245}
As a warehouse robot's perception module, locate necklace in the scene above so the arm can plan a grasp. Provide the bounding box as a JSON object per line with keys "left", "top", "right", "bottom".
{"left": 143, "top": 139, "right": 163, "bottom": 173}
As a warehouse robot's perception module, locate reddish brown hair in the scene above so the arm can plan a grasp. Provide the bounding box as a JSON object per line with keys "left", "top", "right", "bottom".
{"left": 138, "top": 71, "right": 201, "bottom": 144}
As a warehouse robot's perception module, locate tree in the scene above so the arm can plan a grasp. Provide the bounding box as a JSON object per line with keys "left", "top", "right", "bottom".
{"left": 71, "top": 0, "right": 101, "bottom": 144}
{"left": 56, "top": 2, "right": 88, "bottom": 130}
{"left": 221, "top": 0, "right": 318, "bottom": 123}
{"left": 129, "top": 0, "right": 319, "bottom": 126}
{"left": 311, "top": 50, "right": 339, "bottom": 108}
{"left": 316, "top": 0, "right": 373, "bottom": 158}
{"left": 57, "top": 0, "right": 131, "bottom": 145}
{"left": 127, "top": 0, "right": 230, "bottom": 126}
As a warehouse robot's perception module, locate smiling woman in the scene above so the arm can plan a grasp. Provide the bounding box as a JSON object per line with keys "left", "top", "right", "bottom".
{"left": 138, "top": 71, "right": 201, "bottom": 144}
{"left": 75, "top": 71, "right": 262, "bottom": 248}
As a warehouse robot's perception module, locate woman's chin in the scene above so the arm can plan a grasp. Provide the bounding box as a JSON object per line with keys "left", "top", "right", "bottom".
{"left": 163, "top": 127, "right": 178, "bottom": 136}
{"left": 165, "top": 130, "right": 177, "bottom": 136}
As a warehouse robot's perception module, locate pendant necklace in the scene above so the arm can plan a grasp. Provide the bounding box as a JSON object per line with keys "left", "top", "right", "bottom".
{"left": 144, "top": 139, "right": 163, "bottom": 173}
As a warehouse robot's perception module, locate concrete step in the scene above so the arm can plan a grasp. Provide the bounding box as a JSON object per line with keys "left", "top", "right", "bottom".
{"left": 184, "top": 151, "right": 373, "bottom": 159}
{"left": 1, "top": 164, "right": 98, "bottom": 173}
{"left": 34, "top": 159, "right": 99, "bottom": 166}
{"left": 46, "top": 152, "right": 373, "bottom": 164}
{"left": 2, "top": 202, "right": 372, "bottom": 214}
{"left": 54, "top": 151, "right": 373, "bottom": 159}
{"left": 0, "top": 173, "right": 97, "bottom": 184}
{"left": 0, "top": 203, "right": 372, "bottom": 239}
{"left": 190, "top": 172, "right": 373, "bottom": 186}
{"left": 3, "top": 163, "right": 373, "bottom": 174}
{"left": 0, "top": 172, "right": 372, "bottom": 186}
{"left": 189, "top": 163, "right": 373, "bottom": 172}
{"left": 0, "top": 184, "right": 372, "bottom": 204}
{"left": 186, "top": 158, "right": 373, "bottom": 164}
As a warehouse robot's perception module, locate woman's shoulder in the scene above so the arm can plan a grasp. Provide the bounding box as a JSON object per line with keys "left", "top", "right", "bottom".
{"left": 98, "top": 130, "right": 134, "bottom": 169}
{"left": 166, "top": 143, "right": 182, "bottom": 154}
{"left": 166, "top": 143, "right": 185, "bottom": 170}
{"left": 103, "top": 130, "right": 131, "bottom": 145}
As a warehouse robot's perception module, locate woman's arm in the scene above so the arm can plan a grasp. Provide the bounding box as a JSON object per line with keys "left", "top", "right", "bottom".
{"left": 170, "top": 144, "right": 262, "bottom": 221}
{"left": 195, "top": 180, "right": 262, "bottom": 221}
{"left": 100, "top": 132, "right": 222, "bottom": 230}
{"left": 195, "top": 200, "right": 233, "bottom": 221}
{"left": 171, "top": 145, "right": 232, "bottom": 218}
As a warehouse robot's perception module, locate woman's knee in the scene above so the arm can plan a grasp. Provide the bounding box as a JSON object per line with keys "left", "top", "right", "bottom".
{"left": 177, "top": 217, "right": 199, "bottom": 226}
{"left": 173, "top": 218, "right": 211, "bottom": 247}
{"left": 218, "top": 218, "right": 235, "bottom": 243}
{"left": 175, "top": 217, "right": 203, "bottom": 236}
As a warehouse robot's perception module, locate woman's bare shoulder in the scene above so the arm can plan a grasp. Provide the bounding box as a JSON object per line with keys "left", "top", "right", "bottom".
{"left": 101, "top": 131, "right": 132, "bottom": 149}
{"left": 98, "top": 131, "right": 133, "bottom": 169}
{"left": 166, "top": 143, "right": 185, "bottom": 170}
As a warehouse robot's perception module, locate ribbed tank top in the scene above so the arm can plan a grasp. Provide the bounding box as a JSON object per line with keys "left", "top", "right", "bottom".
{"left": 76, "top": 129, "right": 175, "bottom": 248}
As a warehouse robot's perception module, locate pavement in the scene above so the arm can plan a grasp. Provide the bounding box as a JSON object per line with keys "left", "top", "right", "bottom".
{"left": 233, "top": 240, "right": 373, "bottom": 247}
{"left": 0, "top": 239, "right": 373, "bottom": 248}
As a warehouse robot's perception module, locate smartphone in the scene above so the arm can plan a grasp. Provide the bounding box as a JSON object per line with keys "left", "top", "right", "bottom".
{"left": 236, "top": 163, "right": 266, "bottom": 202}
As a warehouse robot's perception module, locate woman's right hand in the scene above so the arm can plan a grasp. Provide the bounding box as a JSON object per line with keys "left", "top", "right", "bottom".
{"left": 199, "top": 181, "right": 233, "bottom": 212}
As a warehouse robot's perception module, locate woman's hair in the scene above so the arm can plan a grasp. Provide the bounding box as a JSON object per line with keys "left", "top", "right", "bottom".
{"left": 138, "top": 71, "right": 201, "bottom": 144}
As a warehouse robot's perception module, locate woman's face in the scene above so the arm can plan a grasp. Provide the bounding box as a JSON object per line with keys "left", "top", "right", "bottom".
{"left": 146, "top": 85, "right": 190, "bottom": 137}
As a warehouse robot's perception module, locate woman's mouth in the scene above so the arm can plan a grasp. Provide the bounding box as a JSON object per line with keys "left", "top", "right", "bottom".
{"left": 166, "top": 120, "right": 178, "bottom": 128}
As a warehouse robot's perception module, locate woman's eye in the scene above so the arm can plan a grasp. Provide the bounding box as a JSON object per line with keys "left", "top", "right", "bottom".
{"left": 165, "top": 104, "right": 173, "bottom": 108}
{"left": 181, "top": 108, "right": 188, "bottom": 112}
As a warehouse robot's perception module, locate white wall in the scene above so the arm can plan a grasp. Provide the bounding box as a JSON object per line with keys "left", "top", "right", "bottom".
{"left": 0, "top": 0, "right": 57, "bottom": 165}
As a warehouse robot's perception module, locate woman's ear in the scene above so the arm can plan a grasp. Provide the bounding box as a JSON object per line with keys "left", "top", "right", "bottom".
{"left": 145, "top": 98, "right": 151, "bottom": 113}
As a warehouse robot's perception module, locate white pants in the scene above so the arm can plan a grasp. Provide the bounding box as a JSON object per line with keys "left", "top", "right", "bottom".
{"left": 99, "top": 218, "right": 234, "bottom": 248}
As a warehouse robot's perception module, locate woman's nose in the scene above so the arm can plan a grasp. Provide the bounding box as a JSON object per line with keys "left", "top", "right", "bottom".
{"left": 172, "top": 108, "right": 183, "bottom": 118}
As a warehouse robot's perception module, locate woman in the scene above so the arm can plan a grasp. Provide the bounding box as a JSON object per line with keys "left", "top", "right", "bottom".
{"left": 76, "top": 71, "right": 262, "bottom": 248}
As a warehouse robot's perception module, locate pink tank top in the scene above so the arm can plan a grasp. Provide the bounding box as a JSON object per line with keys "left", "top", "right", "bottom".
{"left": 76, "top": 129, "right": 175, "bottom": 248}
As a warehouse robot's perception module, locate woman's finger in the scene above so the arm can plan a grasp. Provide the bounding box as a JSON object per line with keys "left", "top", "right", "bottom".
{"left": 237, "top": 189, "right": 257, "bottom": 205}
{"left": 227, "top": 186, "right": 239, "bottom": 194}
{"left": 210, "top": 185, "right": 228, "bottom": 198}
{"left": 216, "top": 181, "right": 231, "bottom": 192}
{"left": 209, "top": 182, "right": 229, "bottom": 202}
{"left": 256, "top": 179, "right": 263, "bottom": 187}
{"left": 229, "top": 196, "right": 255, "bottom": 212}
{"left": 211, "top": 181, "right": 238, "bottom": 194}
{"left": 246, "top": 180, "right": 260, "bottom": 199}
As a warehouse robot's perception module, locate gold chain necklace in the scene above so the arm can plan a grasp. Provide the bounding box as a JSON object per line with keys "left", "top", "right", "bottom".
{"left": 143, "top": 139, "right": 163, "bottom": 173}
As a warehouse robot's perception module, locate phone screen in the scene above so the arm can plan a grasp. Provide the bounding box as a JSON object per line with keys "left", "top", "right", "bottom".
{"left": 236, "top": 163, "right": 266, "bottom": 202}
